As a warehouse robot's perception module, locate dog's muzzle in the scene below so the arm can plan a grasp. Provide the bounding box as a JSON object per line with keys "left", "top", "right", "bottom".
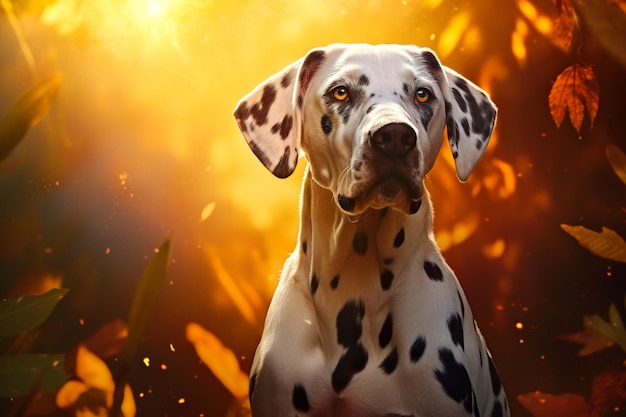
{"left": 338, "top": 121, "right": 423, "bottom": 215}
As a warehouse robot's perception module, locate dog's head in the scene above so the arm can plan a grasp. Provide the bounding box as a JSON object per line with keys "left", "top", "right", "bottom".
{"left": 234, "top": 44, "right": 497, "bottom": 216}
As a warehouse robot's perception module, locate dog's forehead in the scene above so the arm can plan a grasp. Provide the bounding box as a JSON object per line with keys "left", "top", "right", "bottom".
{"left": 317, "top": 44, "right": 437, "bottom": 88}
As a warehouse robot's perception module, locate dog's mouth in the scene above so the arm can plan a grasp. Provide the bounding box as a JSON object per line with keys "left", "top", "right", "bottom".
{"left": 337, "top": 174, "right": 423, "bottom": 216}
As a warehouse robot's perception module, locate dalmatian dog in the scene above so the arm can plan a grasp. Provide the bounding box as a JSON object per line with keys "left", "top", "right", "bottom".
{"left": 233, "top": 43, "right": 508, "bottom": 417}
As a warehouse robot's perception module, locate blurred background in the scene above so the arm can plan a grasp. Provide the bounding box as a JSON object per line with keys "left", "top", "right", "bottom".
{"left": 1, "top": 0, "right": 625, "bottom": 416}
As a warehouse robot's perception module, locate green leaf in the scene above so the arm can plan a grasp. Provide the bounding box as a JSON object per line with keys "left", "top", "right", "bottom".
{"left": 561, "top": 224, "right": 626, "bottom": 263}
{"left": 0, "top": 74, "right": 63, "bottom": 163}
{"left": 606, "top": 144, "right": 626, "bottom": 185}
{"left": 0, "top": 288, "right": 69, "bottom": 338}
{"left": 584, "top": 307, "right": 626, "bottom": 353}
{"left": 0, "top": 353, "right": 69, "bottom": 397}
{"left": 111, "top": 238, "right": 172, "bottom": 417}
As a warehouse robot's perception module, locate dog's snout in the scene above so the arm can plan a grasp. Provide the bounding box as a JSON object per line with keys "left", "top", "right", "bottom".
{"left": 370, "top": 123, "right": 417, "bottom": 158}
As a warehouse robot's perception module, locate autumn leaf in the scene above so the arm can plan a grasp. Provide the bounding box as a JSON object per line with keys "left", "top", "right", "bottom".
{"left": 606, "top": 144, "right": 626, "bottom": 185}
{"left": 517, "top": 391, "right": 590, "bottom": 417}
{"left": 549, "top": 64, "right": 599, "bottom": 133}
{"left": 583, "top": 304, "right": 626, "bottom": 353}
{"left": 553, "top": 0, "right": 575, "bottom": 51}
{"left": 559, "top": 326, "right": 615, "bottom": 356}
{"left": 590, "top": 370, "right": 626, "bottom": 417}
{"left": 561, "top": 224, "right": 626, "bottom": 263}
{"left": 186, "top": 322, "right": 249, "bottom": 400}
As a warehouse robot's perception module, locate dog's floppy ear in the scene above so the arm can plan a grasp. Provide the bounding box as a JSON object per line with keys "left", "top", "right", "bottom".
{"left": 416, "top": 49, "right": 497, "bottom": 182}
{"left": 442, "top": 66, "right": 497, "bottom": 181}
{"left": 233, "top": 49, "right": 327, "bottom": 178}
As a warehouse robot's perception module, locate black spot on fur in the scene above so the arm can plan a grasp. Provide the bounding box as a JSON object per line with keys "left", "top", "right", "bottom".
{"left": 246, "top": 139, "right": 272, "bottom": 169}
{"left": 461, "top": 117, "right": 470, "bottom": 137}
{"left": 383, "top": 257, "right": 394, "bottom": 265}
{"left": 272, "top": 146, "right": 292, "bottom": 178}
{"left": 491, "top": 400, "right": 503, "bottom": 417}
{"left": 410, "top": 335, "right": 426, "bottom": 362}
{"left": 271, "top": 115, "right": 293, "bottom": 139}
{"left": 452, "top": 87, "right": 468, "bottom": 113}
{"left": 292, "top": 383, "right": 311, "bottom": 412}
{"left": 379, "top": 313, "right": 393, "bottom": 348}
{"left": 380, "top": 270, "right": 394, "bottom": 290}
{"left": 403, "top": 83, "right": 410, "bottom": 95}
{"left": 279, "top": 115, "right": 293, "bottom": 139}
{"left": 330, "top": 275, "right": 339, "bottom": 289}
{"left": 302, "top": 240, "right": 307, "bottom": 254}
{"left": 281, "top": 71, "right": 293, "bottom": 88}
{"left": 249, "top": 372, "right": 257, "bottom": 400}
{"left": 424, "top": 261, "right": 444, "bottom": 281}
{"left": 353, "top": 231, "right": 368, "bottom": 255}
{"left": 379, "top": 348, "right": 399, "bottom": 375}
{"left": 366, "top": 104, "right": 376, "bottom": 114}
{"left": 297, "top": 94, "right": 303, "bottom": 108}
{"left": 321, "top": 114, "right": 333, "bottom": 135}
{"left": 488, "top": 355, "right": 502, "bottom": 395}
{"left": 476, "top": 139, "right": 483, "bottom": 150}
{"left": 249, "top": 85, "right": 277, "bottom": 126}
{"left": 447, "top": 118, "right": 459, "bottom": 147}
{"left": 448, "top": 313, "right": 464, "bottom": 350}
{"left": 310, "top": 274, "right": 319, "bottom": 296}
{"left": 393, "top": 228, "right": 405, "bottom": 248}
{"left": 410, "top": 200, "right": 422, "bottom": 214}
{"left": 420, "top": 104, "right": 435, "bottom": 131}
{"left": 233, "top": 101, "right": 250, "bottom": 133}
{"left": 420, "top": 50, "right": 444, "bottom": 79}
{"left": 299, "top": 50, "right": 326, "bottom": 94}
{"left": 358, "top": 74, "right": 370, "bottom": 86}
{"left": 454, "top": 78, "right": 495, "bottom": 139}
{"left": 332, "top": 343, "right": 368, "bottom": 393}
{"left": 435, "top": 348, "right": 474, "bottom": 413}
{"left": 336, "top": 300, "right": 365, "bottom": 347}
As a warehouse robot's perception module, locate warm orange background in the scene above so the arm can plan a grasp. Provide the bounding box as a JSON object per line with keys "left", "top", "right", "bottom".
{"left": 1, "top": 0, "right": 625, "bottom": 416}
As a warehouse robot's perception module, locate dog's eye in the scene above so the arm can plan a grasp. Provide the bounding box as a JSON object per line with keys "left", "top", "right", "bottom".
{"left": 331, "top": 86, "right": 350, "bottom": 101}
{"left": 414, "top": 88, "right": 430, "bottom": 104}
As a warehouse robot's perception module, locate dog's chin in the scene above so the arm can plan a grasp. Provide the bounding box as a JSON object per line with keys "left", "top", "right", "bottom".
{"left": 337, "top": 177, "right": 423, "bottom": 216}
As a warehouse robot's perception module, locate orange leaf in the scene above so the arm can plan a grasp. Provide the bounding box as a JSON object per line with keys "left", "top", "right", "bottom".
{"left": 186, "top": 322, "right": 249, "bottom": 400}
{"left": 549, "top": 64, "right": 600, "bottom": 133}
{"left": 517, "top": 391, "right": 590, "bottom": 417}
{"left": 561, "top": 224, "right": 626, "bottom": 263}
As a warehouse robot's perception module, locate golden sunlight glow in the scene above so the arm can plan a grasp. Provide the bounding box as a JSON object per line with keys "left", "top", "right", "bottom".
{"left": 438, "top": 11, "right": 471, "bottom": 58}
{"left": 517, "top": 0, "right": 553, "bottom": 36}
{"left": 512, "top": 17, "right": 529, "bottom": 66}
{"left": 145, "top": 0, "right": 170, "bottom": 19}
{"left": 436, "top": 214, "right": 481, "bottom": 252}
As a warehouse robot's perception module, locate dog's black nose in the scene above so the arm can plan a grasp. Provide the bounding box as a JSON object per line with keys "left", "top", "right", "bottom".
{"left": 370, "top": 123, "right": 417, "bottom": 157}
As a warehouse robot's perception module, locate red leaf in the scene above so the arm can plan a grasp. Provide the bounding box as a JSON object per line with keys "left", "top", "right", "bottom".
{"left": 590, "top": 370, "right": 626, "bottom": 417}
{"left": 549, "top": 64, "right": 600, "bottom": 133}
{"left": 517, "top": 391, "right": 590, "bottom": 417}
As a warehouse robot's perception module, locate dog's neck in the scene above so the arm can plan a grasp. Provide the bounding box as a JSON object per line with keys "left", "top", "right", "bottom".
{"left": 296, "top": 166, "right": 436, "bottom": 297}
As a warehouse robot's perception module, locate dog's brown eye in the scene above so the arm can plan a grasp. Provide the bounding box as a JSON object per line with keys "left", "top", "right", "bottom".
{"left": 415, "top": 88, "right": 430, "bottom": 104}
{"left": 332, "top": 86, "right": 350, "bottom": 101}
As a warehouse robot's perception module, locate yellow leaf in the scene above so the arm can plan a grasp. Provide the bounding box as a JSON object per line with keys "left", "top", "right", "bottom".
{"left": 517, "top": 391, "right": 590, "bottom": 417}
{"left": 56, "top": 380, "right": 88, "bottom": 408}
{"left": 200, "top": 202, "right": 216, "bottom": 222}
{"left": 186, "top": 322, "right": 248, "bottom": 400}
{"left": 549, "top": 64, "right": 599, "bottom": 133}
{"left": 606, "top": 144, "right": 626, "bottom": 185}
{"left": 74, "top": 345, "right": 114, "bottom": 405}
{"left": 561, "top": 224, "right": 626, "bottom": 263}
